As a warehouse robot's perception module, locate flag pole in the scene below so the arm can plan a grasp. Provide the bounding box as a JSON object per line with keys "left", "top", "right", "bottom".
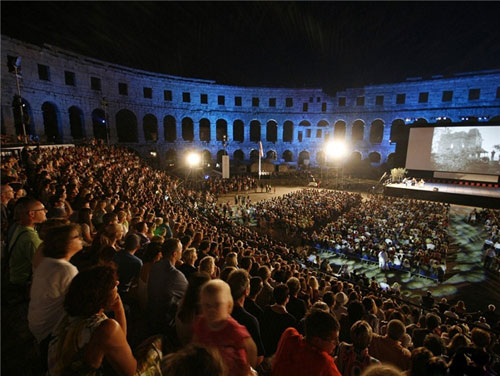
{"left": 258, "top": 153, "right": 261, "bottom": 180}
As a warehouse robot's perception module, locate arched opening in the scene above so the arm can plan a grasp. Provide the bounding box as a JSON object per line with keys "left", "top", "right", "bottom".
{"left": 282, "top": 150, "right": 293, "bottom": 162}
{"left": 216, "top": 149, "right": 228, "bottom": 164}
{"left": 298, "top": 151, "right": 310, "bottom": 167}
{"left": 387, "top": 152, "right": 396, "bottom": 166}
{"left": 92, "top": 109, "right": 107, "bottom": 141}
{"left": 233, "top": 120, "right": 244, "bottom": 142}
{"left": 351, "top": 120, "right": 365, "bottom": 143}
{"left": 316, "top": 151, "right": 326, "bottom": 166}
{"left": 182, "top": 117, "right": 194, "bottom": 141}
{"left": 283, "top": 121, "right": 293, "bottom": 142}
{"left": 250, "top": 120, "right": 261, "bottom": 142}
{"left": 116, "top": 109, "right": 138, "bottom": 143}
{"left": 249, "top": 149, "right": 259, "bottom": 162}
{"left": 216, "top": 119, "right": 227, "bottom": 141}
{"left": 266, "top": 150, "right": 277, "bottom": 161}
{"left": 164, "top": 115, "right": 176, "bottom": 142}
{"left": 414, "top": 118, "right": 428, "bottom": 125}
{"left": 317, "top": 120, "right": 329, "bottom": 127}
{"left": 368, "top": 152, "right": 381, "bottom": 163}
{"left": 369, "top": 119, "right": 384, "bottom": 144}
{"left": 12, "top": 96, "right": 34, "bottom": 136}
{"left": 143, "top": 114, "right": 158, "bottom": 142}
{"left": 42, "top": 102, "right": 61, "bottom": 143}
{"left": 390, "top": 119, "right": 405, "bottom": 143}
{"left": 165, "top": 149, "right": 177, "bottom": 164}
{"left": 234, "top": 149, "right": 244, "bottom": 161}
{"left": 202, "top": 150, "right": 212, "bottom": 165}
{"left": 299, "top": 120, "right": 311, "bottom": 127}
{"left": 69, "top": 106, "right": 85, "bottom": 140}
{"left": 266, "top": 120, "right": 277, "bottom": 142}
{"left": 349, "top": 151, "right": 362, "bottom": 163}
{"left": 199, "top": 118, "right": 210, "bottom": 141}
{"left": 334, "top": 120, "right": 346, "bottom": 140}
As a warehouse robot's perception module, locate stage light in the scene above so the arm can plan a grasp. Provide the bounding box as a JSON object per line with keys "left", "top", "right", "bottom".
{"left": 186, "top": 152, "right": 201, "bottom": 167}
{"left": 325, "top": 140, "right": 347, "bottom": 159}
{"left": 150, "top": 151, "right": 157, "bottom": 157}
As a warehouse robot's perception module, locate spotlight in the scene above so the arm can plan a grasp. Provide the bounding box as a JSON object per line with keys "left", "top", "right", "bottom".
{"left": 186, "top": 152, "right": 201, "bottom": 167}
{"left": 325, "top": 140, "right": 347, "bottom": 159}
{"left": 150, "top": 151, "right": 157, "bottom": 157}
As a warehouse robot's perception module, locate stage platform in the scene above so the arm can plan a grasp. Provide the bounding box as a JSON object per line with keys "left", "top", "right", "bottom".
{"left": 384, "top": 183, "right": 500, "bottom": 209}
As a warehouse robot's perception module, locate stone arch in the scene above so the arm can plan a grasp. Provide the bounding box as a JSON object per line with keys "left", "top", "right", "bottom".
{"left": 369, "top": 119, "right": 384, "bottom": 144}
{"left": 414, "top": 118, "right": 428, "bottom": 125}
{"left": 234, "top": 149, "right": 244, "bottom": 161}
{"left": 266, "top": 150, "right": 277, "bottom": 161}
{"left": 368, "top": 151, "right": 381, "bottom": 163}
{"left": 316, "top": 150, "right": 326, "bottom": 165}
{"left": 298, "top": 150, "right": 310, "bottom": 167}
{"left": 334, "top": 120, "right": 346, "bottom": 140}
{"left": 92, "top": 108, "right": 107, "bottom": 141}
{"left": 216, "top": 149, "right": 228, "bottom": 164}
{"left": 317, "top": 120, "right": 329, "bottom": 127}
{"left": 283, "top": 121, "right": 293, "bottom": 142}
{"left": 282, "top": 150, "right": 293, "bottom": 162}
{"left": 233, "top": 120, "right": 244, "bottom": 142}
{"left": 390, "top": 119, "right": 405, "bottom": 143}
{"left": 42, "top": 102, "right": 62, "bottom": 143}
{"left": 199, "top": 118, "right": 211, "bottom": 141}
{"left": 12, "top": 96, "right": 34, "bottom": 136}
{"left": 387, "top": 152, "right": 396, "bottom": 165}
{"left": 116, "top": 109, "right": 138, "bottom": 143}
{"left": 216, "top": 119, "right": 227, "bottom": 141}
{"left": 299, "top": 120, "right": 311, "bottom": 127}
{"left": 182, "top": 117, "right": 194, "bottom": 141}
{"left": 165, "top": 149, "right": 177, "bottom": 163}
{"left": 164, "top": 115, "right": 176, "bottom": 142}
{"left": 69, "top": 106, "right": 85, "bottom": 140}
{"left": 143, "top": 114, "right": 158, "bottom": 142}
{"left": 202, "top": 149, "right": 212, "bottom": 165}
{"left": 250, "top": 120, "right": 261, "bottom": 142}
{"left": 266, "top": 120, "right": 278, "bottom": 142}
{"left": 249, "top": 149, "right": 259, "bottom": 161}
{"left": 351, "top": 120, "right": 365, "bottom": 143}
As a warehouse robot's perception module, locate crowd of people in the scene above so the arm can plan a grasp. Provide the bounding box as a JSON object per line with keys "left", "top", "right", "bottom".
{"left": 1, "top": 141, "right": 500, "bottom": 376}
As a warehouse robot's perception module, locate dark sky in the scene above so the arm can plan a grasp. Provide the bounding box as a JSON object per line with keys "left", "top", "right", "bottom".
{"left": 2, "top": 1, "right": 500, "bottom": 94}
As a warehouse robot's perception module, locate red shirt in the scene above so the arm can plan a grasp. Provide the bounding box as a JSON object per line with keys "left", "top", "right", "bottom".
{"left": 194, "top": 315, "right": 251, "bottom": 376}
{"left": 272, "top": 327, "right": 342, "bottom": 376}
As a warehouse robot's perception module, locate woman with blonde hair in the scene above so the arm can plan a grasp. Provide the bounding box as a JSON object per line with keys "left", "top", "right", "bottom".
{"left": 199, "top": 256, "right": 216, "bottom": 279}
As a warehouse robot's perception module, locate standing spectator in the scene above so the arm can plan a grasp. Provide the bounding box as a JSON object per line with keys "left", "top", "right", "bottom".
{"left": 147, "top": 238, "right": 188, "bottom": 333}
{"left": 255, "top": 265, "right": 274, "bottom": 310}
{"left": 368, "top": 319, "right": 411, "bottom": 371}
{"left": 244, "top": 276, "right": 264, "bottom": 322}
{"left": 286, "top": 277, "right": 307, "bottom": 322}
{"left": 112, "top": 234, "right": 143, "bottom": 298}
{"left": 272, "top": 310, "right": 342, "bottom": 376}
{"left": 1, "top": 184, "right": 15, "bottom": 241}
{"left": 178, "top": 247, "right": 198, "bottom": 280}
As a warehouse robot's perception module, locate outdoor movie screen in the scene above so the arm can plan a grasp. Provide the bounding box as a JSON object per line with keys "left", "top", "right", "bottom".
{"left": 405, "top": 125, "right": 500, "bottom": 175}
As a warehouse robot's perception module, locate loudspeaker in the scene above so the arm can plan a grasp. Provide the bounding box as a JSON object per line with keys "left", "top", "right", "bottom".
{"left": 433, "top": 187, "right": 439, "bottom": 192}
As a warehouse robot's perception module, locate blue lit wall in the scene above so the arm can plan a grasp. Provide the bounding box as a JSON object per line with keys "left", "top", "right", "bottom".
{"left": 2, "top": 35, "right": 499, "bottom": 168}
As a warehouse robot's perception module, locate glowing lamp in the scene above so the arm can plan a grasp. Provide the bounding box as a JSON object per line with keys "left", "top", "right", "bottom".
{"left": 186, "top": 152, "right": 201, "bottom": 167}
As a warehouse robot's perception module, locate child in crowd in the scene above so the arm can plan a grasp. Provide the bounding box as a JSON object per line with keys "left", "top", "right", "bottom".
{"left": 193, "top": 279, "right": 257, "bottom": 376}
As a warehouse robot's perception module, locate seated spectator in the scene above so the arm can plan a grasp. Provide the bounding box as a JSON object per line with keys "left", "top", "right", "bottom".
{"left": 423, "top": 333, "right": 445, "bottom": 357}
{"left": 272, "top": 310, "right": 342, "bottom": 376}
{"left": 199, "top": 255, "right": 217, "bottom": 279}
{"left": 260, "top": 283, "right": 296, "bottom": 357}
{"left": 244, "top": 276, "right": 264, "bottom": 322}
{"left": 178, "top": 247, "right": 198, "bottom": 280}
{"left": 47, "top": 265, "right": 137, "bottom": 375}
{"left": 175, "top": 272, "right": 211, "bottom": 346}
{"left": 193, "top": 279, "right": 257, "bottom": 376}
{"left": 412, "top": 313, "right": 441, "bottom": 348}
{"left": 332, "top": 292, "right": 348, "bottom": 320}
{"left": 27, "top": 224, "right": 82, "bottom": 371}
{"left": 335, "top": 320, "right": 380, "bottom": 376}
{"left": 368, "top": 319, "right": 411, "bottom": 371}
{"left": 255, "top": 265, "right": 274, "bottom": 309}
{"left": 286, "top": 277, "right": 307, "bottom": 322}
{"left": 161, "top": 344, "right": 227, "bottom": 376}
{"left": 407, "top": 347, "right": 433, "bottom": 376}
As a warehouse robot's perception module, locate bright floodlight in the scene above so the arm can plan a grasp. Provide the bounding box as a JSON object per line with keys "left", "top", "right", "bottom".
{"left": 325, "top": 141, "right": 347, "bottom": 159}
{"left": 186, "top": 152, "right": 201, "bottom": 167}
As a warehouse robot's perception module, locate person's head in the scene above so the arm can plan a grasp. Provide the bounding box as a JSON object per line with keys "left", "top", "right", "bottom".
{"left": 142, "top": 242, "right": 163, "bottom": 263}
{"left": 43, "top": 223, "right": 83, "bottom": 259}
{"left": 163, "top": 237, "right": 182, "bottom": 262}
{"left": 248, "top": 276, "right": 263, "bottom": 299}
{"left": 347, "top": 301, "right": 366, "bottom": 322}
{"left": 177, "top": 272, "right": 211, "bottom": 323}
{"left": 1, "top": 184, "right": 15, "bottom": 204}
{"left": 103, "top": 223, "right": 123, "bottom": 243}
{"left": 102, "top": 212, "right": 118, "bottom": 226}
{"left": 350, "top": 320, "right": 373, "bottom": 350}
{"left": 200, "top": 279, "right": 233, "bottom": 329}
{"left": 182, "top": 247, "right": 198, "bottom": 266}
{"left": 15, "top": 197, "right": 47, "bottom": 226}
{"left": 410, "top": 347, "right": 433, "bottom": 376}
{"left": 361, "top": 364, "right": 402, "bottom": 376}
{"left": 224, "top": 252, "right": 238, "bottom": 267}
{"left": 425, "top": 313, "right": 441, "bottom": 330}
{"left": 423, "top": 333, "right": 445, "bottom": 356}
{"left": 64, "top": 264, "right": 118, "bottom": 317}
{"left": 273, "top": 283, "right": 289, "bottom": 306}
{"left": 335, "top": 292, "right": 348, "bottom": 306}
{"left": 219, "top": 266, "right": 236, "bottom": 282}
{"left": 78, "top": 207, "right": 93, "bottom": 225}
{"left": 123, "top": 234, "right": 141, "bottom": 253}
{"left": 227, "top": 269, "right": 250, "bottom": 302}
{"left": 136, "top": 221, "right": 148, "bottom": 234}
{"left": 304, "top": 310, "right": 340, "bottom": 355}
{"left": 199, "top": 256, "right": 215, "bottom": 277}
{"left": 161, "top": 344, "right": 227, "bottom": 376}
{"left": 257, "top": 265, "right": 271, "bottom": 282}
{"left": 37, "top": 217, "right": 71, "bottom": 241}
{"left": 286, "top": 277, "right": 301, "bottom": 297}
{"left": 362, "top": 297, "right": 377, "bottom": 314}
{"left": 387, "top": 319, "right": 406, "bottom": 341}
{"left": 447, "top": 333, "right": 469, "bottom": 355}
{"left": 471, "top": 327, "right": 491, "bottom": 349}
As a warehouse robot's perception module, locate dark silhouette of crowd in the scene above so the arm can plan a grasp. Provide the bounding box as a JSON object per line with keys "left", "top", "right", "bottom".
{"left": 1, "top": 141, "right": 499, "bottom": 376}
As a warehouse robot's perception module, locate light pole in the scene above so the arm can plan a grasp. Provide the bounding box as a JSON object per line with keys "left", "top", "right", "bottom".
{"left": 13, "top": 57, "right": 27, "bottom": 144}
{"left": 101, "top": 97, "right": 110, "bottom": 144}
{"left": 325, "top": 140, "right": 347, "bottom": 191}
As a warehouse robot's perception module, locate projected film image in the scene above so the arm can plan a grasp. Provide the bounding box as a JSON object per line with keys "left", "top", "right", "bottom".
{"left": 430, "top": 126, "right": 500, "bottom": 175}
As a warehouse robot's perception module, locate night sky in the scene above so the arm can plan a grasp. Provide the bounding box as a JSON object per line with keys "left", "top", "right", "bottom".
{"left": 2, "top": 1, "right": 500, "bottom": 95}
